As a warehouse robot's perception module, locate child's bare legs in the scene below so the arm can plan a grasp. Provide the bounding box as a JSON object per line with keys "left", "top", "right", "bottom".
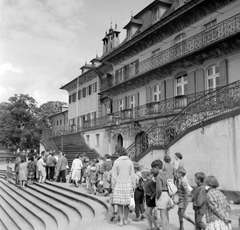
{"left": 160, "top": 209, "right": 169, "bottom": 230}
{"left": 147, "top": 207, "right": 158, "bottom": 229}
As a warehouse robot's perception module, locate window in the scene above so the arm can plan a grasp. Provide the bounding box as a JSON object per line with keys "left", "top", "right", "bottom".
{"left": 129, "top": 60, "right": 139, "bottom": 77}
{"left": 174, "top": 33, "right": 186, "bottom": 44}
{"left": 78, "top": 90, "right": 81, "bottom": 100}
{"left": 207, "top": 65, "right": 220, "bottom": 92}
{"left": 86, "top": 135, "right": 90, "bottom": 145}
{"left": 91, "top": 112, "right": 96, "bottom": 120}
{"left": 92, "top": 82, "right": 97, "bottom": 93}
{"left": 106, "top": 101, "right": 112, "bottom": 114}
{"left": 204, "top": 19, "right": 217, "bottom": 31}
{"left": 176, "top": 74, "right": 188, "bottom": 96}
{"left": 177, "top": 0, "right": 186, "bottom": 7}
{"left": 153, "top": 6, "right": 167, "bottom": 23}
{"left": 152, "top": 85, "right": 161, "bottom": 102}
{"left": 96, "top": 134, "right": 100, "bottom": 146}
{"left": 119, "top": 68, "right": 124, "bottom": 82}
{"left": 86, "top": 86, "right": 89, "bottom": 96}
{"left": 72, "top": 93, "right": 76, "bottom": 102}
{"left": 69, "top": 95, "right": 71, "bottom": 104}
{"left": 129, "top": 95, "right": 136, "bottom": 108}
{"left": 60, "top": 119, "right": 62, "bottom": 125}
{"left": 119, "top": 99, "right": 124, "bottom": 111}
{"left": 57, "top": 120, "right": 59, "bottom": 126}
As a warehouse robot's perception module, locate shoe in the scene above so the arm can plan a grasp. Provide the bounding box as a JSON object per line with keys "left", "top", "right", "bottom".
{"left": 132, "top": 217, "right": 141, "bottom": 222}
{"left": 140, "top": 215, "right": 146, "bottom": 220}
{"left": 110, "top": 215, "right": 115, "bottom": 221}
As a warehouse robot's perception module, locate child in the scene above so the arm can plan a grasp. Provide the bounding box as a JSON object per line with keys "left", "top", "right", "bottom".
{"left": 19, "top": 159, "right": 28, "bottom": 188}
{"left": 6, "top": 161, "right": 13, "bottom": 182}
{"left": 151, "top": 159, "right": 170, "bottom": 230}
{"left": 88, "top": 159, "right": 97, "bottom": 195}
{"left": 143, "top": 170, "right": 159, "bottom": 230}
{"left": 177, "top": 167, "right": 195, "bottom": 230}
{"left": 133, "top": 163, "right": 145, "bottom": 222}
{"left": 107, "top": 169, "right": 118, "bottom": 221}
{"left": 191, "top": 172, "right": 207, "bottom": 230}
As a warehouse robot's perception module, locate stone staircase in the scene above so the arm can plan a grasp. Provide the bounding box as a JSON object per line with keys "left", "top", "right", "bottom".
{"left": 41, "top": 131, "right": 98, "bottom": 169}
{"left": 127, "top": 80, "right": 240, "bottom": 161}
{"left": 0, "top": 170, "right": 108, "bottom": 230}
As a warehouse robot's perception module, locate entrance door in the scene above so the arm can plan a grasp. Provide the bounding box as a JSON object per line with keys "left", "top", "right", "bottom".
{"left": 135, "top": 131, "right": 148, "bottom": 158}
{"left": 117, "top": 134, "right": 123, "bottom": 147}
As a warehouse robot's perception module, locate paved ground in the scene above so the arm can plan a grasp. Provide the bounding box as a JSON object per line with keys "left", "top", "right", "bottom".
{"left": 0, "top": 162, "right": 239, "bottom": 230}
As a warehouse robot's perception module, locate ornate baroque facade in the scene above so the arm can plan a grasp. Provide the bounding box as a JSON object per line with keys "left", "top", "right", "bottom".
{"left": 57, "top": 0, "right": 240, "bottom": 157}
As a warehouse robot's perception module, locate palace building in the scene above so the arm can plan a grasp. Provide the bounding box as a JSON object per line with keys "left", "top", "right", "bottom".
{"left": 41, "top": 0, "right": 240, "bottom": 193}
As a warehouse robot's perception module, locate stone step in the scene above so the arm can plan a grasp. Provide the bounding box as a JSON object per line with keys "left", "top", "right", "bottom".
{"left": 1, "top": 179, "right": 60, "bottom": 230}
{"left": 0, "top": 200, "right": 20, "bottom": 230}
{"left": 44, "top": 181, "right": 108, "bottom": 221}
{"left": 0, "top": 184, "right": 38, "bottom": 230}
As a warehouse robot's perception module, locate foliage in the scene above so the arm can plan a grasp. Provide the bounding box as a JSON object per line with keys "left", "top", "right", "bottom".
{"left": 0, "top": 94, "right": 66, "bottom": 152}
{"left": 38, "top": 101, "right": 67, "bottom": 128}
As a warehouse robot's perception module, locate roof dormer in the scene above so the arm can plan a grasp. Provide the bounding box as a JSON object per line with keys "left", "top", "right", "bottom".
{"left": 80, "top": 63, "right": 92, "bottom": 74}
{"left": 123, "top": 17, "right": 143, "bottom": 41}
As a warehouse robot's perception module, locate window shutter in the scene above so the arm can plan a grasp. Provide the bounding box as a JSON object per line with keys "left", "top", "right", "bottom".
{"left": 78, "top": 90, "right": 81, "bottom": 100}
{"left": 135, "top": 93, "right": 140, "bottom": 106}
{"left": 69, "top": 95, "right": 71, "bottom": 104}
{"left": 124, "top": 65, "right": 129, "bottom": 80}
{"left": 94, "top": 82, "right": 97, "bottom": 92}
{"left": 160, "top": 81, "right": 166, "bottom": 101}
{"left": 125, "top": 96, "right": 128, "bottom": 109}
{"left": 83, "top": 88, "right": 86, "bottom": 97}
{"left": 146, "top": 86, "right": 152, "bottom": 103}
{"left": 115, "top": 70, "right": 119, "bottom": 84}
{"left": 196, "top": 69, "right": 205, "bottom": 92}
{"left": 89, "top": 85, "right": 92, "bottom": 95}
{"left": 188, "top": 71, "right": 196, "bottom": 94}
{"left": 166, "top": 79, "right": 174, "bottom": 99}
{"left": 113, "top": 100, "right": 117, "bottom": 113}
{"left": 220, "top": 59, "right": 228, "bottom": 86}
{"left": 135, "top": 60, "right": 139, "bottom": 75}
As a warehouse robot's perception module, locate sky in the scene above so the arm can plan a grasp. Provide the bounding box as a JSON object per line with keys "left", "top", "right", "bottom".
{"left": 0, "top": 0, "right": 153, "bottom": 106}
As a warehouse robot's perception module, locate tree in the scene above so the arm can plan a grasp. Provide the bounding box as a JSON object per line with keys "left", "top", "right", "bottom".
{"left": 0, "top": 94, "right": 41, "bottom": 151}
{"left": 38, "top": 101, "right": 67, "bottom": 128}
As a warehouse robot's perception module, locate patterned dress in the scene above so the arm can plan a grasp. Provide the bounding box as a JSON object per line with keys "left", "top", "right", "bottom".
{"left": 206, "top": 188, "right": 231, "bottom": 230}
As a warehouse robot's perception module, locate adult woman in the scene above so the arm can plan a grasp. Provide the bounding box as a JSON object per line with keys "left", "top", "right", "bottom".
{"left": 102, "top": 154, "right": 112, "bottom": 196}
{"left": 27, "top": 156, "right": 36, "bottom": 185}
{"left": 71, "top": 154, "right": 83, "bottom": 187}
{"left": 111, "top": 147, "right": 135, "bottom": 226}
{"left": 205, "top": 176, "right": 231, "bottom": 230}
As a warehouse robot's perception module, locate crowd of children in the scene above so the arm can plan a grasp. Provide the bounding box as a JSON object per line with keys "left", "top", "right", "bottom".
{"left": 107, "top": 151, "right": 233, "bottom": 230}
{"left": 5, "top": 150, "right": 233, "bottom": 230}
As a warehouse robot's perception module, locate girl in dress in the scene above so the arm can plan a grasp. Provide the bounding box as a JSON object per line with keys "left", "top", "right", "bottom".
{"left": 88, "top": 159, "right": 98, "bottom": 195}
{"left": 19, "top": 159, "right": 28, "bottom": 187}
{"left": 6, "top": 161, "right": 13, "bottom": 182}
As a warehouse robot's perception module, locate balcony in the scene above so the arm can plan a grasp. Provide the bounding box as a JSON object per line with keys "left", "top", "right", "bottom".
{"left": 79, "top": 90, "right": 207, "bottom": 132}
{"left": 101, "top": 13, "right": 240, "bottom": 92}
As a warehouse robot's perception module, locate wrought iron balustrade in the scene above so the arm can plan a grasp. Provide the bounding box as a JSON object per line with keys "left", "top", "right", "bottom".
{"left": 127, "top": 80, "right": 240, "bottom": 160}
{"left": 101, "top": 13, "right": 240, "bottom": 92}
{"left": 82, "top": 116, "right": 109, "bottom": 131}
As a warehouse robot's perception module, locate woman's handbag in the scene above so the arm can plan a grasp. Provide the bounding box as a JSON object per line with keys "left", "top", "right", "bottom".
{"left": 129, "top": 197, "right": 135, "bottom": 211}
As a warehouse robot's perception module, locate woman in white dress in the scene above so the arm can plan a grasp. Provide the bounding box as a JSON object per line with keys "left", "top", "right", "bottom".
{"left": 71, "top": 154, "right": 83, "bottom": 187}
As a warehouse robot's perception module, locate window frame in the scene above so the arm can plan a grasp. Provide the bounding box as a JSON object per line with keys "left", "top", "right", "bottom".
{"left": 206, "top": 65, "right": 220, "bottom": 91}
{"left": 174, "top": 33, "right": 186, "bottom": 44}
{"left": 152, "top": 84, "right": 161, "bottom": 102}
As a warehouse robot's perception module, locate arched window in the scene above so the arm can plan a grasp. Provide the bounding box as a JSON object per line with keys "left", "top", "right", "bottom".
{"left": 174, "top": 33, "right": 186, "bottom": 44}
{"left": 207, "top": 65, "right": 220, "bottom": 92}
{"left": 152, "top": 85, "right": 161, "bottom": 102}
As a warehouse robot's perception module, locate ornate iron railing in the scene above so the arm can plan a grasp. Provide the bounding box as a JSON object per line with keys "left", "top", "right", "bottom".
{"left": 101, "top": 13, "right": 240, "bottom": 91}
{"left": 127, "top": 80, "right": 240, "bottom": 160}
{"left": 79, "top": 90, "right": 209, "bottom": 132}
